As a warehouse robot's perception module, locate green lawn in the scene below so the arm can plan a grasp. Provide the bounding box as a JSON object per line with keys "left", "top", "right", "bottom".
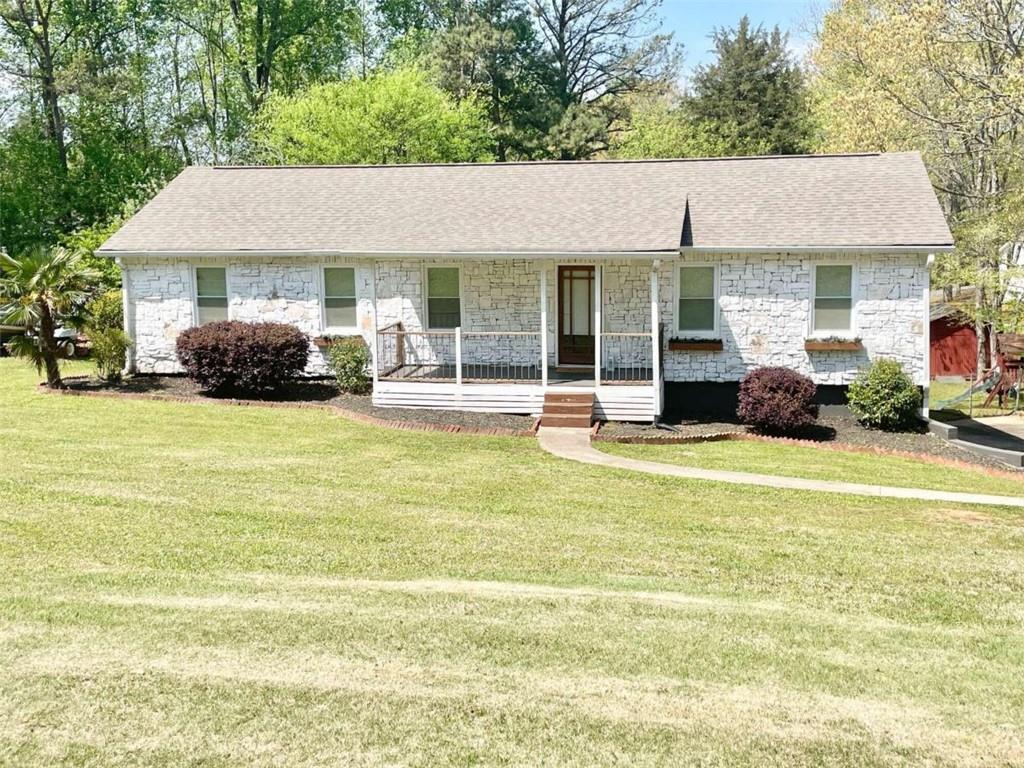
{"left": 2, "top": 359, "right": 1024, "bottom": 766}
{"left": 598, "top": 438, "right": 1024, "bottom": 496}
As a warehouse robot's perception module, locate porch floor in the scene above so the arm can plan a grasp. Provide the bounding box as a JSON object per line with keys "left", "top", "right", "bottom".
{"left": 379, "top": 364, "right": 652, "bottom": 386}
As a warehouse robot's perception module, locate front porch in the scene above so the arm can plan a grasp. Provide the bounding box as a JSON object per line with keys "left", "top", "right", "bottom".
{"left": 369, "top": 260, "right": 664, "bottom": 421}
{"left": 375, "top": 329, "right": 654, "bottom": 385}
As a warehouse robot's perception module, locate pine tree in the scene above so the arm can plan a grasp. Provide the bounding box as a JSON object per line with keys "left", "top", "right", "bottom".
{"left": 688, "top": 16, "right": 811, "bottom": 155}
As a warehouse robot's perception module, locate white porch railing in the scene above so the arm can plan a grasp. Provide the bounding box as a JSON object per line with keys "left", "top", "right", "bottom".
{"left": 600, "top": 332, "right": 653, "bottom": 384}
{"left": 376, "top": 323, "right": 543, "bottom": 383}
{"left": 377, "top": 322, "right": 657, "bottom": 385}
{"left": 462, "top": 331, "right": 543, "bottom": 382}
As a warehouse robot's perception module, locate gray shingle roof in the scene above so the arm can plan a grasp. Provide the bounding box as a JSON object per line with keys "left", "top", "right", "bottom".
{"left": 99, "top": 152, "right": 953, "bottom": 255}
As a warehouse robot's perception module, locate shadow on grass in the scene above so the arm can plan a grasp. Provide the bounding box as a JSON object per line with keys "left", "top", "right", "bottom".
{"left": 65, "top": 374, "right": 341, "bottom": 402}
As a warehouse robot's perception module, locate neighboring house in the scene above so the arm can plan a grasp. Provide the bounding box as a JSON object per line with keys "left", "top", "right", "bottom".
{"left": 98, "top": 152, "right": 953, "bottom": 421}
{"left": 1002, "top": 241, "right": 1024, "bottom": 297}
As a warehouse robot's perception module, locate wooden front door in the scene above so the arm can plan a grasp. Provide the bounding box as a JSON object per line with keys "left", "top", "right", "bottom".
{"left": 557, "top": 265, "right": 595, "bottom": 366}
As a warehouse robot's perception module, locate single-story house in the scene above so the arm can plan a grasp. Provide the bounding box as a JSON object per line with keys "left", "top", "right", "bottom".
{"left": 98, "top": 152, "right": 953, "bottom": 421}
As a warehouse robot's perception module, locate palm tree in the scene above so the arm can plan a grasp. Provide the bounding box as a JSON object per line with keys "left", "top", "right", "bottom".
{"left": 0, "top": 246, "right": 100, "bottom": 388}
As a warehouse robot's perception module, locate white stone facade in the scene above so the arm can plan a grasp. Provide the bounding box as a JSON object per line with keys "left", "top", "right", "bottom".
{"left": 120, "top": 256, "right": 375, "bottom": 374}
{"left": 122, "top": 252, "right": 928, "bottom": 386}
{"left": 660, "top": 252, "right": 928, "bottom": 385}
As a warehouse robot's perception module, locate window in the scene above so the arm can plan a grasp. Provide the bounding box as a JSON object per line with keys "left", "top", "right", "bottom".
{"left": 677, "top": 265, "right": 717, "bottom": 334}
{"left": 813, "top": 264, "right": 854, "bottom": 333}
{"left": 323, "top": 267, "right": 357, "bottom": 329}
{"left": 195, "top": 267, "right": 228, "bottom": 324}
{"left": 426, "top": 266, "right": 461, "bottom": 329}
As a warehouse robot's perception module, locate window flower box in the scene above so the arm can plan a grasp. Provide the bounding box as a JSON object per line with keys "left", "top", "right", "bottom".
{"left": 668, "top": 338, "right": 724, "bottom": 352}
{"left": 804, "top": 338, "right": 863, "bottom": 352}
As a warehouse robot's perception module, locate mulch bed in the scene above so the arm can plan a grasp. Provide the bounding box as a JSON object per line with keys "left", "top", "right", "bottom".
{"left": 598, "top": 411, "right": 1022, "bottom": 473}
{"left": 56, "top": 375, "right": 538, "bottom": 436}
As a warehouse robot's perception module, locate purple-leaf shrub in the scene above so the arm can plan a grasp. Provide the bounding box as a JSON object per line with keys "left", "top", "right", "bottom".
{"left": 737, "top": 367, "right": 819, "bottom": 435}
{"left": 176, "top": 321, "right": 309, "bottom": 394}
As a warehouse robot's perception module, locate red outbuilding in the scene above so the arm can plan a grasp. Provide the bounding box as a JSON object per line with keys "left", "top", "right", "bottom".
{"left": 930, "top": 288, "right": 987, "bottom": 378}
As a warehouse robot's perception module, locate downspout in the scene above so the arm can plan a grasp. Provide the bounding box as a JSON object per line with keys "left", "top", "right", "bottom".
{"left": 116, "top": 257, "right": 136, "bottom": 374}
{"left": 923, "top": 253, "right": 934, "bottom": 419}
{"left": 370, "top": 260, "right": 379, "bottom": 392}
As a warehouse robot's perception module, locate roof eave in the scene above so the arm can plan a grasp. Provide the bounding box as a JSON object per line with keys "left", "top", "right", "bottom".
{"left": 98, "top": 248, "right": 683, "bottom": 260}
{"left": 680, "top": 244, "right": 954, "bottom": 254}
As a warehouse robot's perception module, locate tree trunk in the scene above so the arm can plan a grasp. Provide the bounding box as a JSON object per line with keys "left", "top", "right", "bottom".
{"left": 1, "top": 0, "right": 69, "bottom": 172}
{"left": 975, "top": 286, "right": 988, "bottom": 373}
{"left": 170, "top": 28, "right": 195, "bottom": 165}
{"left": 34, "top": 3, "right": 68, "bottom": 173}
{"left": 38, "top": 302, "right": 63, "bottom": 388}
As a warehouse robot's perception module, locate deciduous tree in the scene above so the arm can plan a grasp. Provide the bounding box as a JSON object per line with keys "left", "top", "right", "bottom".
{"left": 608, "top": 92, "right": 769, "bottom": 159}
{"left": 810, "top": 0, "right": 1024, "bottom": 368}
{"left": 530, "top": 0, "right": 678, "bottom": 158}
{"left": 256, "top": 67, "right": 494, "bottom": 164}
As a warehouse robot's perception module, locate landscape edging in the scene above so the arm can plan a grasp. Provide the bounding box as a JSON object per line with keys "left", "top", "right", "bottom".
{"left": 40, "top": 380, "right": 538, "bottom": 438}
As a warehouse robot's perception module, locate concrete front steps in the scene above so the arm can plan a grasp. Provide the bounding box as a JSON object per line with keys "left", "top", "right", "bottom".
{"left": 539, "top": 392, "right": 594, "bottom": 429}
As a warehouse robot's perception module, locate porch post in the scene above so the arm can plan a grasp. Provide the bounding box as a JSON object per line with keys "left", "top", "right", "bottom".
{"left": 594, "top": 264, "right": 602, "bottom": 387}
{"left": 455, "top": 326, "right": 463, "bottom": 386}
{"left": 539, "top": 262, "right": 548, "bottom": 387}
{"left": 370, "top": 261, "right": 379, "bottom": 387}
{"left": 651, "top": 259, "right": 661, "bottom": 417}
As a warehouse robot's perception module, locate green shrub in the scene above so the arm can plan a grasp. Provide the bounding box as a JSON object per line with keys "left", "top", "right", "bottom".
{"left": 85, "top": 290, "right": 123, "bottom": 331}
{"left": 83, "top": 290, "right": 129, "bottom": 381}
{"left": 327, "top": 337, "right": 371, "bottom": 394}
{"left": 847, "top": 358, "right": 922, "bottom": 431}
{"left": 89, "top": 328, "right": 131, "bottom": 382}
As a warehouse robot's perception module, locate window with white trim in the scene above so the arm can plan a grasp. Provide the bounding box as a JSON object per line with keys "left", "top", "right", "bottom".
{"left": 677, "top": 265, "right": 717, "bottom": 334}
{"left": 426, "top": 266, "right": 461, "bottom": 329}
{"left": 323, "top": 267, "right": 357, "bottom": 329}
{"left": 812, "top": 264, "right": 854, "bottom": 333}
{"left": 195, "top": 267, "right": 228, "bottom": 324}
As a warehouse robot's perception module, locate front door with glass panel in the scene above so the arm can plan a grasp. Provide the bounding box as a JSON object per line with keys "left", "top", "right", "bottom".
{"left": 557, "top": 265, "right": 595, "bottom": 366}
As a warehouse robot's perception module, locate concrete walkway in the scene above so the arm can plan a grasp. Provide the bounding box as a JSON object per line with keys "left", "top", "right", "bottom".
{"left": 950, "top": 415, "right": 1024, "bottom": 468}
{"left": 537, "top": 427, "right": 1024, "bottom": 508}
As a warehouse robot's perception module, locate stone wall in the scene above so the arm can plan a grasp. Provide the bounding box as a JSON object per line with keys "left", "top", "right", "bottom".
{"left": 124, "top": 253, "right": 927, "bottom": 385}
{"left": 121, "top": 258, "right": 195, "bottom": 374}
{"left": 122, "top": 256, "right": 375, "bottom": 374}
{"left": 660, "top": 252, "right": 928, "bottom": 385}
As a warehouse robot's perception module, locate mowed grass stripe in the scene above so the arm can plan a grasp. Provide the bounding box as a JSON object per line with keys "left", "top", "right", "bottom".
{"left": 2, "top": 360, "right": 1024, "bottom": 766}
{"left": 2, "top": 583, "right": 1021, "bottom": 765}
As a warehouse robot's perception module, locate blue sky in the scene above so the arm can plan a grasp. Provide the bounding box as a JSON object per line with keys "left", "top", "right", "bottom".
{"left": 660, "top": 0, "right": 818, "bottom": 76}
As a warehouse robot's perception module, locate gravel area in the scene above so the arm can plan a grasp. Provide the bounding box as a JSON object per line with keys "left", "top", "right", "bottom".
{"left": 600, "top": 410, "right": 1021, "bottom": 472}
{"left": 600, "top": 420, "right": 746, "bottom": 438}
{"left": 63, "top": 375, "right": 537, "bottom": 432}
